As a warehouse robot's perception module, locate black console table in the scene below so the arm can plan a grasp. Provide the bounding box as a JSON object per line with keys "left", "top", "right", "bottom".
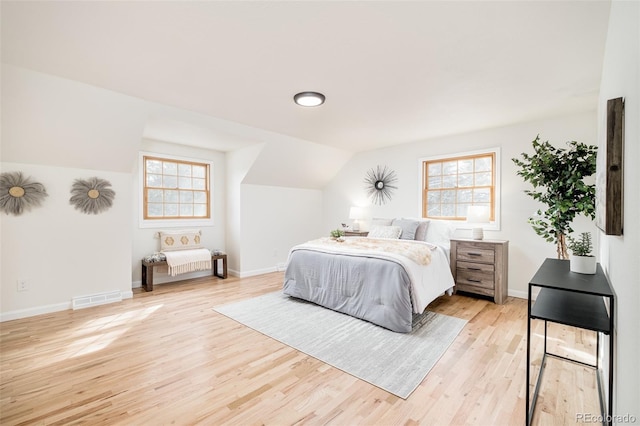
{"left": 526, "top": 258, "right": 614, "bottom": 425}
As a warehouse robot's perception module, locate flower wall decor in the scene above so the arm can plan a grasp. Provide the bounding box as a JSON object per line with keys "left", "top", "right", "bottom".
{"left": 364, "top": 165, "right": 398, "bottom": 205}
{"left": 0, "top": 171, "right": 48, "bottom": 216}
{"left": 69, "top": 177, "right": 116, "bottom": 214}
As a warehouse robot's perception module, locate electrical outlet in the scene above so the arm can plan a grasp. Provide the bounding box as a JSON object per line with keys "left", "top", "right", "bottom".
{"left": 17, "top": 280, "right": 28, "bottom": 292}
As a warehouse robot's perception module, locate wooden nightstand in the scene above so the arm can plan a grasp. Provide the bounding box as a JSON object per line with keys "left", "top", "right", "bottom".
{"left": 343, "top": 230, "right": 369, "bottom": 237}
{"left": 450, "top": 238, "right": 509, "bottom": 304}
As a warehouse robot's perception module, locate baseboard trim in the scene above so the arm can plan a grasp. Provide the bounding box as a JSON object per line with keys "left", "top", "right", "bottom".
{"left": 508, "top": 289, "right": 528, "bottom": 300}
{"left": 1, "top": 290, "right": 134, "bottom": 322}
{"left": 1, "top": 301, "right": 71, "bottom": 322}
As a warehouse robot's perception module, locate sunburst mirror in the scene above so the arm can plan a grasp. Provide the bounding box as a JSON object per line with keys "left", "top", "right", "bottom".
{"left": 364, "top": 165, "right": 398, "bottom": 205}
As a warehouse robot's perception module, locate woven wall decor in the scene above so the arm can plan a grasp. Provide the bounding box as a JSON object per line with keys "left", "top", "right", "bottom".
{"left": 69, "top": 177, "right": 115, "bottom": 214}
{"left": 364, "top": 165, "right": 398, "bottom": 205}
{"left": 0, "top": 171, "right": 48, "bottom": 216}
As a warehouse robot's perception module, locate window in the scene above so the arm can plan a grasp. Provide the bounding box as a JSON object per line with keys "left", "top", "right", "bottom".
{"left": 422, "top": 151, "right": 497, "bottom": 221}
{"left": 143, "top": 155, "right": 210, "bottom": 220}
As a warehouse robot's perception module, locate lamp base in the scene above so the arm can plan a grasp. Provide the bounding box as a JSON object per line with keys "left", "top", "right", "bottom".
{"left": 472, "top": 227, "right": 484, "bottom": 240}
{"left": 352, "top": 221, "right": 360, "bottom": 231}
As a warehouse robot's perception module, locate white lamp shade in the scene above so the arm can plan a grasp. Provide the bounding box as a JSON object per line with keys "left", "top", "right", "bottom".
{"left": 349, "top": 207, "right": 363, "bottom": 220}
{"left": 466, "top": 205, "right": 490, "bottom": 240}
{"left": 349, "top": 207, "right": 362, "bottom": 231}
{"left": 466, "top": 206, "right": 490, "bottom": 223}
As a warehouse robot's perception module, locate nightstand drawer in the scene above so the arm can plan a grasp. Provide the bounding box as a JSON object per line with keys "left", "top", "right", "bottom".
{"left": 457, "top": 261, "right": 494, "bottom": 273}
{"left": 457, "top": 244, "right": 495, "bottom": 264}
{"left": 456, "top": 269, "right": 495, "bottom": 289}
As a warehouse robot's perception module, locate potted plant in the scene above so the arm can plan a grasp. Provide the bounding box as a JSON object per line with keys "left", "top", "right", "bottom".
{"left": 567, "top": 232, "right": 596, "bottom": 274}
{"left": 512, "top": 136, "right": 597, "bottom": 259}
{"left": 330, "top": 229, "right": 345, "bottom": 241}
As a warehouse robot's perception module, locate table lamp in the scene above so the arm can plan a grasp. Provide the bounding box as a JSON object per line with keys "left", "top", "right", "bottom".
{"left": 466, "top": 205, "right": 490, "bottom": 240}
{"left": 349, "top": 207, "right": 363, "bottom": 231}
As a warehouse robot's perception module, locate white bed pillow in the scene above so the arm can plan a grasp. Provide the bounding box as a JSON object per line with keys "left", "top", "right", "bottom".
{"left": 368, "top": 225, "right": 402, "bottom": 239}
{"left": 424, "top": 220, "right": 455, "bottom": 247}
{"left": 391, "top": 218, "right": 420, "bottom": 240}
{"left": 371, "top": 217, "right": 393, "bottom": 227}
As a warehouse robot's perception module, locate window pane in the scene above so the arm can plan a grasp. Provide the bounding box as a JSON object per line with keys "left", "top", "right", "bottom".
{"left": 442, "top": 175, "right": 457, "bottom": 189}
{"left": 475, "top": 157, "right": 492, "bottom": 172}
{"left": 458, "top": 173, "right": 473, "bottom": 187}
{"left": 458, "top": 159, "right": 473, "bottom": 173}
{"left": 442, "top": 190, "right": 456, "bottom": 203}
{"left": 427, "top": 190, "right": 440, "bottom": 204}
{"left": 180, "top": 204, "right": 193, "bottom": 216}
{"left": 179, "top": 190, "right": 193, "bottom": 203}
{"left": 178, "top": 164, "right": 191, "bottom": 177}
{"left": 163, "top": 175, "right": 178, "bottom": 188}
{"left": 475, "top": 172, "right": 492, "bottom": 186}
{"left": 146, "top": 160, "right": 162, "bottom": 174}
{"left": 147, "top": 203, "right": 163, "bottom": 217}
{"left": 194, "top": 204, "right": 207, "bottom": 217}
{"left": 163, "top": 162, "right": 177, "bottom": 175}
{"left": 457, "top": 189, "right": 473, "bottom": 202}
{"left": 443, "top": 161, "right": 457, "bottom": 175}
{"left": 178, "top": 177, "right": 192, "bottom": 189}
{"left": 192, "top": 165, "right": 206, "bottom": 178}
{"left": 164, "top": 190, "right": 179, "bottom": 203}
{"left": 442, "top": 204, "right": 455, "bottom": 216}
{"left": 427, "top": 204, "right": 440, "bottom": 216}
{"left": 427, "top": 163, "right": 442, "bottom": 176}
{"left": 474, "top": 188, "right": 491, "bottom": 202}
{"left": 146, "top": 174, "right": 162, "bottom": 187}
{"left": 194, "top": 191, "right": 207, "bottom": 203}
{"left": 428, "top": 176, "right": 442, "bottom": 189}
{"left": 148, "top": 189, "right": 163, "bottom": 203}
{"left": 192, "top": 178, "right": 205, "bottom": 190}
{"left": 164, "top": 204, "right": 178, "bottom": 216}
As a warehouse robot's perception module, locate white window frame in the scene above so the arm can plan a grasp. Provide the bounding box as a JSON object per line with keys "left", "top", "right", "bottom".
{"left": 138, "top": 151, "right": 214, "bottom": 229}
{"left": 417, "top": 147, "right": 501, "bottom": 231}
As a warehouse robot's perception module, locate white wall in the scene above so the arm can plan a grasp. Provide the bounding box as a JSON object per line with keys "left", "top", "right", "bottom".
{"left": 239, "top": 184, "right": 323, "bottom": 276}
{"left": 0, "top": 163, "right": 133, "bottom": 320}
{"left": 597, "top": 0, "right": 640, "bottom": 420}
{"left": 323, "top": 111, "right": 599, "bottom": 298}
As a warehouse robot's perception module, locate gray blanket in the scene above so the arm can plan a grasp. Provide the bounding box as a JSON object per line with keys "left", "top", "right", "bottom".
{"left": 283, "top": 249, "right": 413, "bottom": 332}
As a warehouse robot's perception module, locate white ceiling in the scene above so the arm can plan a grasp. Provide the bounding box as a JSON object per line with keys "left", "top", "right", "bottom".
{"left": 1, "top": 1, "right": 611, "bottom": 153}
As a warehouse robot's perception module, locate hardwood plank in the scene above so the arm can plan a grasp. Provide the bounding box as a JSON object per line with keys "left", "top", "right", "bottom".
{"left": 1, "top": 272, "right": 600, "bottom": 425}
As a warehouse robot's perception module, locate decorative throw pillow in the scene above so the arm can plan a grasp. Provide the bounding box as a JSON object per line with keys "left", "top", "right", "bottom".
{"left": 391, "top": 219, "right": 420, "bottom": 240}
{"left": 160, "top": 230, "right": 203, "bottom": 251}
{"left": 425, "top": 220, "right": 455, "bottom": 247}
{"left": 368, "top": 225, "right": 402, "bottom": 239}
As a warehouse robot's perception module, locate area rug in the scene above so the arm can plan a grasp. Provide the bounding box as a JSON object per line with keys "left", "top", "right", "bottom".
{"left": 213, "top": 292, "right": 467, "bottom": 399}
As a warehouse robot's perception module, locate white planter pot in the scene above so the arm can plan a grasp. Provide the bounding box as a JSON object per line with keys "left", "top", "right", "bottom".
{"left": 570, "top": 255, "right": 597, "bottom": 274}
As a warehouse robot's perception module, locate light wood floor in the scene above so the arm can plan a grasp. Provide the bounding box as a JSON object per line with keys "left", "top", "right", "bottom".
{"left": 1, "top": 272, "right": 600, "bottom": 425}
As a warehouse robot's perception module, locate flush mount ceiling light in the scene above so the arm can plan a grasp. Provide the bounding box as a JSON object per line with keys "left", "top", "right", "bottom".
{"left": 294, "top": 91, "right": 325, "bottom": 107}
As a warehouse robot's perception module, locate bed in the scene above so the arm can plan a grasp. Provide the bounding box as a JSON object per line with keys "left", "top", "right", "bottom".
{"left": 283, "top": 218, "right": 456, "bottom": 333}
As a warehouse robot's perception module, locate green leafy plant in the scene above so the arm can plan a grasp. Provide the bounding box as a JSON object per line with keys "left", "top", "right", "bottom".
{"left": 567, "top": 232, "right": 594, "bottom": 257}
{"left": 330, "top": 229, "right": 345, "bottom": 239}
{"left": 512, "top": 135, "right": 597, "bottom": 259}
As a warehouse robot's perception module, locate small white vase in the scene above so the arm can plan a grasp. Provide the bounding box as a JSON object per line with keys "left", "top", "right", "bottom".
{"left": 569, "top": 255, "right": 596, "bottom": 274}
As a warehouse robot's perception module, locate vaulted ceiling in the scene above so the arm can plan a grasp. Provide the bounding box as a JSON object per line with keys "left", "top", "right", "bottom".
{"left": 1, "top": 1, "right": 611, "bottom": 153}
